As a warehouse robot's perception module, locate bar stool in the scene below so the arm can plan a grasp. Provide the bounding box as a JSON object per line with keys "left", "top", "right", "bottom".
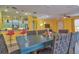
{"left": 6, "top": 30, "right": 15, "bottom": 47}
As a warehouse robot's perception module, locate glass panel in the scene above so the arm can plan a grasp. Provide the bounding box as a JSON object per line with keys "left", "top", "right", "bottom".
{"left": 74, "top": 19, "right": 79, "bottom": 32}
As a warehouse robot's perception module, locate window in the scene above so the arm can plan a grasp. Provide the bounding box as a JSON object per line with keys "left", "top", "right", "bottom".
{"left": 74, "top": 19, "right": 79, "bottom": 32}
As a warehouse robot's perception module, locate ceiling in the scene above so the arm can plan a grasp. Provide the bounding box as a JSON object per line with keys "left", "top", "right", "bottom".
{"left": 0, "top": 5, "right": 79, "bottom": 18}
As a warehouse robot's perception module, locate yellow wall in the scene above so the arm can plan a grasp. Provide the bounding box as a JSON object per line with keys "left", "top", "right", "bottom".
{"left": 0, "top": 11, "right": 76, "bottom": 32}
{"left": 28, "top": 16, "right": 33, "bottom": 31}
{"left": 62, "top": 18, "right": 75, "bottom": 32}
{"left": 36, "top": 18, "right": 45, "bottom": 30}
{"left": 44, "top": 18, "right": 58, "bottom": 32}
{"left": 28, "top": 16, "right": 46, "bottom": 31}
{"left": 28, "top": 16, "right": 76, "bottom": 32}
{"left": 44, "top": 17, "right": 75, "bottom": 32}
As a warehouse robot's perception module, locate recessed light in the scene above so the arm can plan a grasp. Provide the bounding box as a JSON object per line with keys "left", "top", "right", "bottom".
{"left": 25, "top": 13, "right": 28, "bottom": 15}
{"left": 7, "top": 16, "right": 10, "bottom": 17}
{"left": 64, "top": 17, "right": 66, "bottom": 18}
{"left": 16, "top": 11, "right": 19, "bottom": 14}
{"left": 4, "top": 9, "right": 8, "bottom": 12}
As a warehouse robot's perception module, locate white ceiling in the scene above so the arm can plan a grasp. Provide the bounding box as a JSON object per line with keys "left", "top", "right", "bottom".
{"left": 0, "top": 5, "right": 79, "bottom": 18}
